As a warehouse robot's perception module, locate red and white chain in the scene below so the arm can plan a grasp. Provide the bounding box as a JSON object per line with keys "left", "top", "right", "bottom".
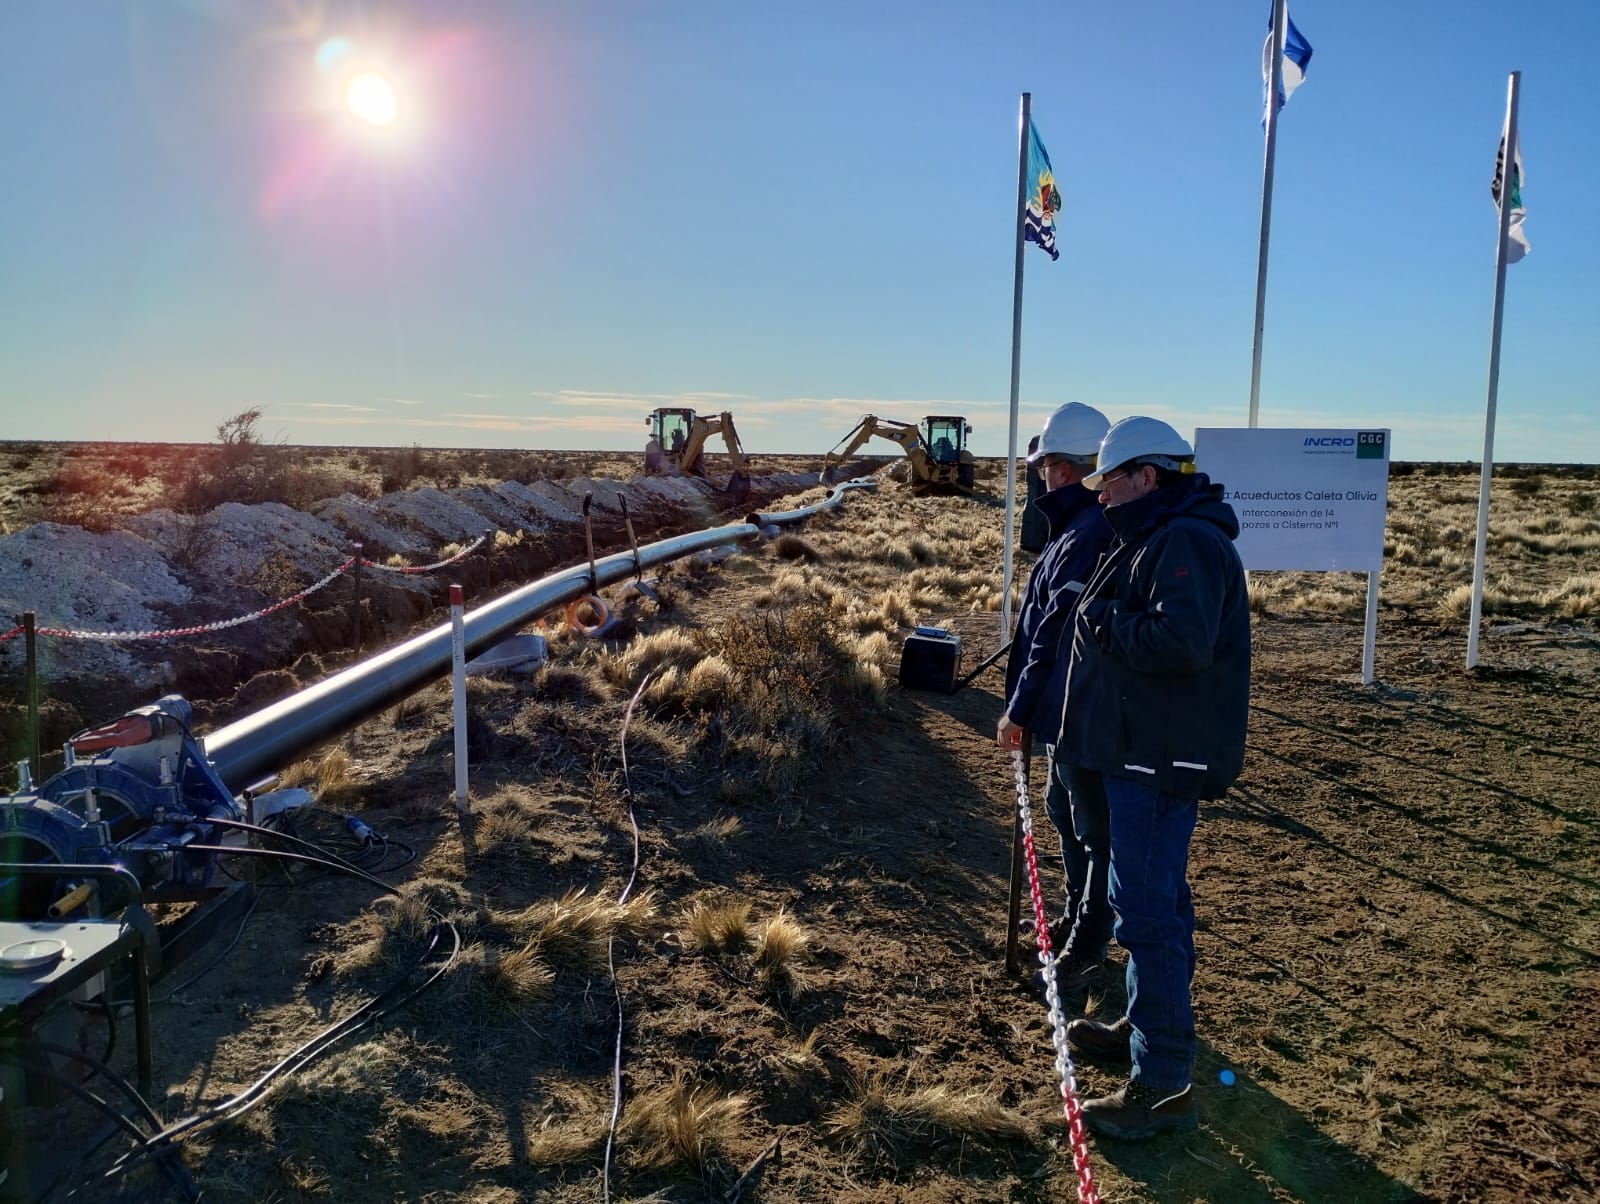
{"left": 1012, "top": 747, "right": 1102, "bottom": 1204}
{"left": 22, "top": 557, "right": 357, "bottom": 642}
{"left": 361, "top": 531, "right": 490, "bottom": 574}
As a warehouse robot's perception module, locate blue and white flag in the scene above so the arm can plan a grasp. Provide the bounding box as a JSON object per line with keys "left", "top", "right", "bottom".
{"left": 1023, "top": 117, "right": 1060, "bottom": 261}
{"left": 1492, "top": 121, "right": 1530, "bottom": 264}
{"left": 1262, "top": 3, "right": 1313, "bottom": 124}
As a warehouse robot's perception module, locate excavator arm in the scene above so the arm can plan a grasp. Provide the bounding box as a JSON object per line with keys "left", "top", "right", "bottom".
{"left": 821, "top": 415, "right": 923, "bottom": 483}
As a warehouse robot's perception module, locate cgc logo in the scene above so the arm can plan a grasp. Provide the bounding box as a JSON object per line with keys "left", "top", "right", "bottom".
{"left": 1356, "top": 431, "right": 1387, "bottom": 460}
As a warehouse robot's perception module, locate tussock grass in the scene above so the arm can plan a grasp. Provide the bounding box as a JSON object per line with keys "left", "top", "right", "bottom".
{"left": 476, "top": 939, "right": 557, "bottom": 1011}
{"left": 772, "top": 533, "right": 821, "bottom": 561}
{"left": 600, "top": 627, "right": 702, "bottom": 690}
{"left": 680, "top": 897, "right": 753, "bottom": 954}
{"left": 1539, "top": 575, "right": 1600, "bottom": 617}
{"left": 527, "top": 1079, "right": 610, "bottom": 1166}
{"left": 1441, "top": 581, "right": 1518, "bottom": 619}
{"left": 390, "top": 692, "right": 430, "bottom": 725}
{"left": 503, "top": 888, "right": 658, "bottom": 971}
{"left": 827, "top": 1075, "right": 1031, "bottom": 1168}
{"left": 752, "top": 909, "right": 812, "bottom": 996}
{"left": 622, "top": 1072, "right": 749, "bottom": 1171}
{"left": 276, "top": 746, "right": 361, "bottom": 807}
{"left": 765, "top": 1030, "right": 825, "bottom": 1085}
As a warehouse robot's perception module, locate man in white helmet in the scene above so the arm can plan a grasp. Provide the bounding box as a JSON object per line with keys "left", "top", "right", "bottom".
{"left": 996, "top": 402, "right": 1115, "bottom": 993}
{"left": 1053, "top": 415, "right": 1251, "bottom": 1140}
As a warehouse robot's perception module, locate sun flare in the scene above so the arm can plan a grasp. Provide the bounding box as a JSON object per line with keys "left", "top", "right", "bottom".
{"left": 346, "top": 73, "right": 397, "bottom": 126}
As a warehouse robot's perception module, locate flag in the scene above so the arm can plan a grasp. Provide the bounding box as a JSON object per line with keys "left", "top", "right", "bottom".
{"left": 1262, "top": 3, "right": 1314, "bottom": 124}
{"left": 1492, "top": 124, "right": 1530, "bottom": 264}
{"left": 1023, "top": 117, "right": 1060, "bottom": 261}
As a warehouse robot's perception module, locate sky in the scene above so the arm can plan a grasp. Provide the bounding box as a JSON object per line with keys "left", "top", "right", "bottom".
{"left": 1, "top": 1, "right": 1596, "bottom": 463}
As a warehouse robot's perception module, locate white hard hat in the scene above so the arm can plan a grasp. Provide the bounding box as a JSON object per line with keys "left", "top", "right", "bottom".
{"left": 1026, "top": 402, "right": 1111, "bottom": 463}
{"left": 1082, "top": 416, "right": 1194, "bottom": 489}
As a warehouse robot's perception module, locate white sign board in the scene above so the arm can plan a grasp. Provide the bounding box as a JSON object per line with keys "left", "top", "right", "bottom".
{"left": 1192, "top": 428, "right": 1391, "bottom": 572}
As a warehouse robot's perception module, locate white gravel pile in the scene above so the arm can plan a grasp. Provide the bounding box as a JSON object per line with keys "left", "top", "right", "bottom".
{"left": 0, "top": 470, "right": 812, "bottom": 696}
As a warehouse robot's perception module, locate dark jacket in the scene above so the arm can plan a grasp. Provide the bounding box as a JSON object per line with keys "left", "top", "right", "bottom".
{"left": 1003, "top": 483, "right": 1112, "bottom": 738}
{"left": 1056, "top": 474, "right": 1251, "bottom": 801}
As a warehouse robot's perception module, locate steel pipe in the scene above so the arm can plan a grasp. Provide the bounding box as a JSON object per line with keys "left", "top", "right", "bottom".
{"left": 746, "top": 478, "right": 875, "bottom": 528}
{"left": 205, "top": 521, "right": 764, "bottom": 790}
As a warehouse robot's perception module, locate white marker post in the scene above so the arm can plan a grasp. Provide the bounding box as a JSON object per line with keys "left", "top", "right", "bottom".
{"left": 450, "top": 584, "right": 469, "bottom": 815}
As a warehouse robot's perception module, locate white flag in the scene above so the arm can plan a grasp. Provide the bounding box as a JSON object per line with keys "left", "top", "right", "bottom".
{"left": 1492, "top": 118, "right": 1530, "bottom": 264}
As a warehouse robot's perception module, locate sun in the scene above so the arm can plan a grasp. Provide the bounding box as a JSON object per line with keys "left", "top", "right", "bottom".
{"left": 346, "top": 73, "right": 398, "bottom": 126}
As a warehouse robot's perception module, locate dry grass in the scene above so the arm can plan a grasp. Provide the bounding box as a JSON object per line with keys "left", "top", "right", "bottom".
{"left": 622, "top": 1072, "right": 749, "bottom": 1171}
{"left": 764, "top": 1030, "right": 825, "bottom": 1085}
{"left": 526, "top": 1079, "right": 611, "bottom": 1167}
{"left": 772, "top": 532, "right": 820, "bottom": 561}
{"left": 827, "top": 1075, "right": 1031, "bottom": 1169}
{"left": 503, "top": 888, "right": 658, "bottom": 971}
{"left": 751, "top": 909, "right": 812, "bottom": 996}
{"left": 277, "top": 745, "right": 354, "bottom": 796}
{"left": 679, "top": 897, "right": 753, "bottom": 954}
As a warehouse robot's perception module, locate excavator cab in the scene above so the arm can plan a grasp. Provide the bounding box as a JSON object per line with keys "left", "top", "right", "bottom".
{"left": 922, "top": 417, "right": 970, "bottom": 465}
{"left": 644, "top": 406, "right": 752, "bottom": 500}
{"left": 921, "top": 416, "right": 976, "bottom": 491}
{"left": 645, "top": 408, "right": 696, "bottom": 470}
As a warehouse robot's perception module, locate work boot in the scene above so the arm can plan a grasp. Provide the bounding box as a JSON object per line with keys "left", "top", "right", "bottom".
{"left": 1081, "top": 1079, "right": 1198, "bottom": 1139}
{"left": 1065, "top": 1015, "right": 1133, "bottom": 1063}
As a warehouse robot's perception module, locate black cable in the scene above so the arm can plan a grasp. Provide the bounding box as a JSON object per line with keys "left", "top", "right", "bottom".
{"left": 5, "top": 1051, "right": 198, "bottom": 1201}
{"left": 78, "top": 841, "right": 459, "bottom": 1195}
{"left": 20, "top": 1038, "right": 163, "bottom": 1132}
{"left": 151, "top": 883, "right": 266, "bottom": 1001}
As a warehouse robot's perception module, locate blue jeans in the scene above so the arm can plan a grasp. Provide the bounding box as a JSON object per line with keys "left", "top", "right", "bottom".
{"left": 1043, "top": 749, "right": 1113, "bottom": 965}
{"left": 1104, "top": 773, "right": 1198, "bottom": 1093}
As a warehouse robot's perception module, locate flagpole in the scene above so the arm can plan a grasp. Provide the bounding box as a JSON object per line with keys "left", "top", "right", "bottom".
{"left": 1002, "top": 92, "right": 1031, "bottom": 639}
{"left": 1467, "top": 70, "right": 1521, "bottom": 669}
{"left": 1248, "top": 0, "right": 1287, "bottom": 428}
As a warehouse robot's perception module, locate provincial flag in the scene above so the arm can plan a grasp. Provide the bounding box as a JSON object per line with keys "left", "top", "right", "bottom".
{"left": 1492, "top": 125, "right": 1530, "bottom": 264}
{"left": 1261, "top": 3, "right": 1314, "bottom": 124}
{"left": 1023, "top": 118, "right": 1061, "bottom": 261}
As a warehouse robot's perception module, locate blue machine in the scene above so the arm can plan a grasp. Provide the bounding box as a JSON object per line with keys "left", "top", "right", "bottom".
{"left": 0, "top": 696, "right": 242, "bottom": 922}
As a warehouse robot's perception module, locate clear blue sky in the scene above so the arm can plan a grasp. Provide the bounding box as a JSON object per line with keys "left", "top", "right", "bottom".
{"left": 1, "top": 1, "right": 1595, "bottom": 461}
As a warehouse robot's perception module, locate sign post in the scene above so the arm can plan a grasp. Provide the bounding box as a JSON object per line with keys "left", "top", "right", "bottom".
{"left": 450, "top": 584, "right": 469, "bottom": 815}
{"left": 1194, "top": 428, "right": 1391, "bottom": 683}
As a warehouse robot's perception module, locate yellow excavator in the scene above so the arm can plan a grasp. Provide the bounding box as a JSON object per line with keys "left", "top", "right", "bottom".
{"left": 820, "top": 415, "right": 976, "bottom": 495}
{"left": 644, "top": 407, "right": 752, "bottom": 499}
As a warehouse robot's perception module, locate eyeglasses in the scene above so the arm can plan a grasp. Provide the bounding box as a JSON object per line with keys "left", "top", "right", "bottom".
{"left": 1096, "top": 470, "right": 1132, "bottom": 489}
{"left": 1035, "top": 456, "right": 1078, "bottom": 478}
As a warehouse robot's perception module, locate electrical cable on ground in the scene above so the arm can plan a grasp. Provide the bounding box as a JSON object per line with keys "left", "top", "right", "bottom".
{"left": 1010, "top": 749, "right": 1101, "bottom": 1204}
{"left": 602, "top": 671, "right": 653, "bottom": 1204}
{"left": 66, "top": 833, "right": 460, "bottom": 1199}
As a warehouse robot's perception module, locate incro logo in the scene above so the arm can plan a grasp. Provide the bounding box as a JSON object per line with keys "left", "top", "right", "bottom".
{"left": 1303, "top": 436, "right": 1356, "bottom": 447}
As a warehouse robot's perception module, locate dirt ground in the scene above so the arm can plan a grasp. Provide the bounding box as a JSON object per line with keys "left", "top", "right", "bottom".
{"left": 4, "top": 457, "right": 1598, "bottom": 1203}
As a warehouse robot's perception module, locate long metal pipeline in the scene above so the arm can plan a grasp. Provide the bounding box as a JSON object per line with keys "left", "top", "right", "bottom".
{"left": 204, "top": 480, "right": 873, "bottom": 791}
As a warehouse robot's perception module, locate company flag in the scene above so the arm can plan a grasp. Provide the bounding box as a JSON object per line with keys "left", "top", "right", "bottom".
{"left": 1492, "top": 123, "right": 1530, "bottom": 264}
{"left": 1023, "top": 118, "right": 1060, "bottom": 261}
{"left": 1262, "top": 3, "right": 1314, "bottom": 124}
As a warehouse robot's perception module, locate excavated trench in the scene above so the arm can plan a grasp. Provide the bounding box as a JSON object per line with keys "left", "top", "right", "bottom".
{"left": 0, "top": 467, "right": 867, "bottom": 765}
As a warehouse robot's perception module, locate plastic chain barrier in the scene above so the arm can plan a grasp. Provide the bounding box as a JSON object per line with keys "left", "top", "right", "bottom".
{"left": 361, "top": 531, "right": 491, "bottom": 574}
{"left": 1011, "top": 748, "right": 1102, "bottom": 1204}
{"left": 0, "top": 624, "right": 21, "bottom": 645}
{"left": 19, "top": 557, "right": 359, "bottom": 642}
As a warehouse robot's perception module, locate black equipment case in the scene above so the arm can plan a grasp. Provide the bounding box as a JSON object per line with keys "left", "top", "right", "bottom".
{"left": 898, "top": 626, "right": 964, "bottom": 693}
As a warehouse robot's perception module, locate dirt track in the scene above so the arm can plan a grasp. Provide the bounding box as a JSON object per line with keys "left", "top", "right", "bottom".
{"left": 4, "top": 462, "right": 1598, "bottom": 1202}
